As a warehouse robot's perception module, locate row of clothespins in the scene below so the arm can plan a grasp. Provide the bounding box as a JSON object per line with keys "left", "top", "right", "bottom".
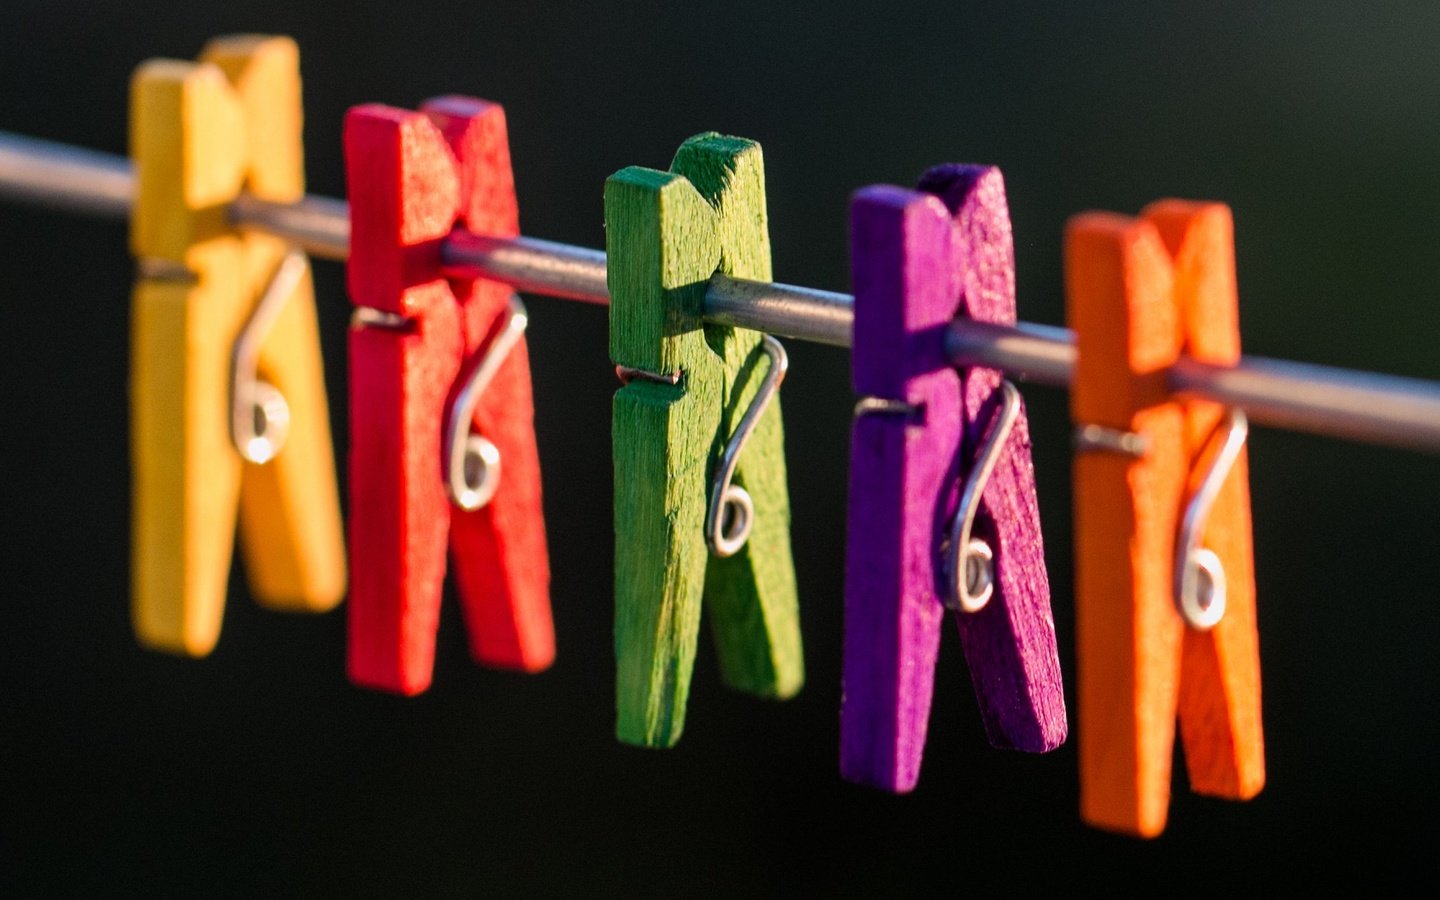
{"left": 43, "top": 35, "right": 1262, "bottom": 840}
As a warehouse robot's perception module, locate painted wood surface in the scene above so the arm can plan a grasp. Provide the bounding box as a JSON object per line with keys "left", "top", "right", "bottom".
{"left": 1066, "top": 201, "right": 1263, "bottom": 838}
{"left": 842, "top": 168, "right": 1064, "bottom": 793}
{"left": 606, "top": 134, "right": 802, "bottom": 748}
{"left": 204, "top": 37, "right": 346, "bottom": 615}
{"left": 921, "top": 166, "right": 1065, "bottom": 752}
{"left": 345, "top": 99, "right": 553, "bottom": 696}
{"left": 129, "top": 36, "right": 344, "bottom": 657}
{"left": 1147, "top": 202, "right": 1264, "bottom": 801}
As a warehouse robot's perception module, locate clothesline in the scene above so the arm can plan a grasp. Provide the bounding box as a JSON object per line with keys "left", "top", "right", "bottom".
{"left": 4, "top": 128, "right": 1440, "bottom": 452}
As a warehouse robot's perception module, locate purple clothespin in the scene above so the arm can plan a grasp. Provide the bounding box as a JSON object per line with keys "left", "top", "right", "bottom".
{"left": 841, "top": 165, "right": 1066, "bottom": 792}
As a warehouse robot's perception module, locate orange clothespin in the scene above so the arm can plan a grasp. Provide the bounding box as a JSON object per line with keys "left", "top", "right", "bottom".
{"left": 129, "top": 36, "right": 346, "bottom": 655}
{"left": 1066, "top": 200, "right": 1264, "bottom": 837}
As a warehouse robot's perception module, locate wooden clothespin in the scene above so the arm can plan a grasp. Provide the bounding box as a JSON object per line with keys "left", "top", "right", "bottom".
{"left": 129, "top": 35, "right": 346, "bottom": 655}
{"left": 605, "top": 134, "right": 803, "bottom": 747}
{"left": 344, "top": 97, "right": 554, "bottom": 695}
{"left": 1067, "top": 201, "right": 1264, "bottom": 837}
{"left": 842, "top": 166, "right": 1066, "bottom": 792}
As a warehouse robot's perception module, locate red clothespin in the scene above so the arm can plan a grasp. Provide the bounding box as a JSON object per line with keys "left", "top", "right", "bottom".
{"left": 1067, "top": 200, "right": 1264, "bottom": 837}
{"left": 344, "top": 97, "right": 554, "bottom": 694}
{"left": 841, "top": 165, "right": 1066, "bottom": 792}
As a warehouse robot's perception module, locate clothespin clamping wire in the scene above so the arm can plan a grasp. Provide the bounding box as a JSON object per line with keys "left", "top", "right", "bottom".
{"left": 842, "top": 165, "right": 1066, "bottom": 792}
{"left": 129, "top": 36, "right": 346, "bottom": 655}
{"left": 605, "top": 134, "right": 804, "bottom": 747}
{"left": 344, "top": 97, "right": 554, "bottom": 695}
{"left": 1067, "top": 201, "right": 1264, "bottom": 838}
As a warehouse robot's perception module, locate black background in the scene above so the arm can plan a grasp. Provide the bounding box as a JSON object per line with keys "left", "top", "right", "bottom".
{"left": 4, "top": 2, "right": 1440, "bottom": 893}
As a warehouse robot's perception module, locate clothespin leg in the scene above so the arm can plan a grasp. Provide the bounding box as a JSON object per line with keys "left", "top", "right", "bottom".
{"left": 346, "top": 286, "right": 464, "bottom": 694}
{"left": 129, "top": 60, "right": 250, "bottom": 656}
{"left": 1068, "top": 215, "right": 1188, "bottom": 837}
{"left": 448, "top": 304, "right": 556, "bottom": 672}
{"left": 235, "top": 236, "right": 347, "bottom": 610}
{"left": 702, "top": 362, "right": 803, "bottom": 697}
{"left": 1179, "top": 446, "right": 1263, "bottom": 796}
{"left": 840, "top": 187, "right": 956, "bottom": 791}
{"left": 673, "top": 135, "right": 804, "bottom": 701}
{"left": 607, "top": 167, "right": 724, "bottom": 747}
{"left": 613, "top": 377, "right": 719, "bottom": 745}
{"left": 920, "top": 164, "right": 1067, "bottom": 752}
{"left": 131, "top": 245, "right": 247, "bottom": 656}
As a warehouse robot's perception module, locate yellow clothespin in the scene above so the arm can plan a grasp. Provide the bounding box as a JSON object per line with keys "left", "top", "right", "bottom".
{"left": 129, "top": 35, "right": 345, "bottom": 655}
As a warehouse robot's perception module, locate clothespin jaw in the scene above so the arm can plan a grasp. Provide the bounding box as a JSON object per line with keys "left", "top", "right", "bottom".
{"left": 606, "top": 134, "right": 803, "bottom": 748}
{"left": 841, "top": 166, "right": 1064, "bottom": 793}
{"left": 344, "top": 97, "right": 554, "bottom": 696}
{"left": 129, "top": 36, "right": 346, "bottom": 657}
{"left": 1067, "top": 200, "right": 1263, "bottom": 838}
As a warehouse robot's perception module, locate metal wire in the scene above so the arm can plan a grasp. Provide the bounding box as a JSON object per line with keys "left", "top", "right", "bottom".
{"left": 946, "top": 380, "right": 1022, "bottom": 614}
{"left": 442, "top": 296, "right": 530, "bottom": 512}
{"left": 0, "top": 131, "right": 132, "bottom": 218}
{"left": 1174, "top": 410, "right": 1250, "bottom": 631}
{"left": 6, "top": 129, "right": 1440, "bottom": 454}
{"left": 706, "top": 335, "right": 788, "bottom": 558}
{"left": 229, "top": 250, "right": 308, "bottom": 464}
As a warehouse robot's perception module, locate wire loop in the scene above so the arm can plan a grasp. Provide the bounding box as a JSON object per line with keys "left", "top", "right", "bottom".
{"left": 944, "top": 380, "right": 1021, "bottom": 613}
{"left": 230, "top": 250, "right": 308, "bottom": 465}
{"left": 706, "top": 334, "right": 788, "bottom": 557}
{"left": 1174, "top": 409, "right": 1249, "bottom": 630}
{"left": 443, "top": 295, "right": 529, "bottom": 511}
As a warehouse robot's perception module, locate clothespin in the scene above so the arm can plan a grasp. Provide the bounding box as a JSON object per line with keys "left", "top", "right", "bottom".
{"left": 129, "top": 35, "right": 346, "bottom": 655}
{"left": 344, "top": 97, "right": 554, "bottom": 694}
{"left": 841, "top": 166, "right": 1066, "bottom": 792}
{"left": 605, "top": 134, "right": 803, "bottom": 747}
{"left": 1067, "top": 201, "right": 1264, "bottom": 837}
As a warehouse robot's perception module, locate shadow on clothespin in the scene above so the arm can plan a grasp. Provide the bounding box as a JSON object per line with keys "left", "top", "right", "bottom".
{"left": 605, "top": 134, "right": 803, "bottom": 747}
{"left": 129, "top": 35, "right": 346, "bottom": 656}
{"left": 1067, "top": 201, "right": 1265, "bottom": 838}
{"left": 841, "top": 166, "right": 1066, "bottom": 792}
{"left": 344, "top": 98, "right": 554, "bottom": 695}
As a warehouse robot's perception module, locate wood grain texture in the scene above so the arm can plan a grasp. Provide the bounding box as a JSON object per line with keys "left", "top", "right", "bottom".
{"left": 344, "top": 100, "right": 553, "bottom": 696}
{"left": 842, "top": 185, "right": 955, "bottom": 791}
{"left": 841, "top": 168, "right": 1064, "bottom": 794}
{"left": 673, "top": 137, "right": 802, "bottom": 702}
{"left": 425, "top": 98, "right": 554, "bottom": 673}
{"left": 129, "top": 38, "right": 344, "bottom": 657}
{"left": 1066, "top": 202, "right": 1263, "bottom": 839}
{"left": 347, "top": 283, "right": 462, "bottom": 694}
{"left": 921, "top": 166, "right": 1065, "bottom": 752}
{"left": 607, "top": 134, "right": 802, "bottom": 748}
{"left": 608, "top": 168, "right": 721, "bottom": 746}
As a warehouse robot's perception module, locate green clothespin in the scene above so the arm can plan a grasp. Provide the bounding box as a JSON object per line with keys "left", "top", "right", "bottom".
{"left": 606, "top": 134, "right": 804, "bottom": 747}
